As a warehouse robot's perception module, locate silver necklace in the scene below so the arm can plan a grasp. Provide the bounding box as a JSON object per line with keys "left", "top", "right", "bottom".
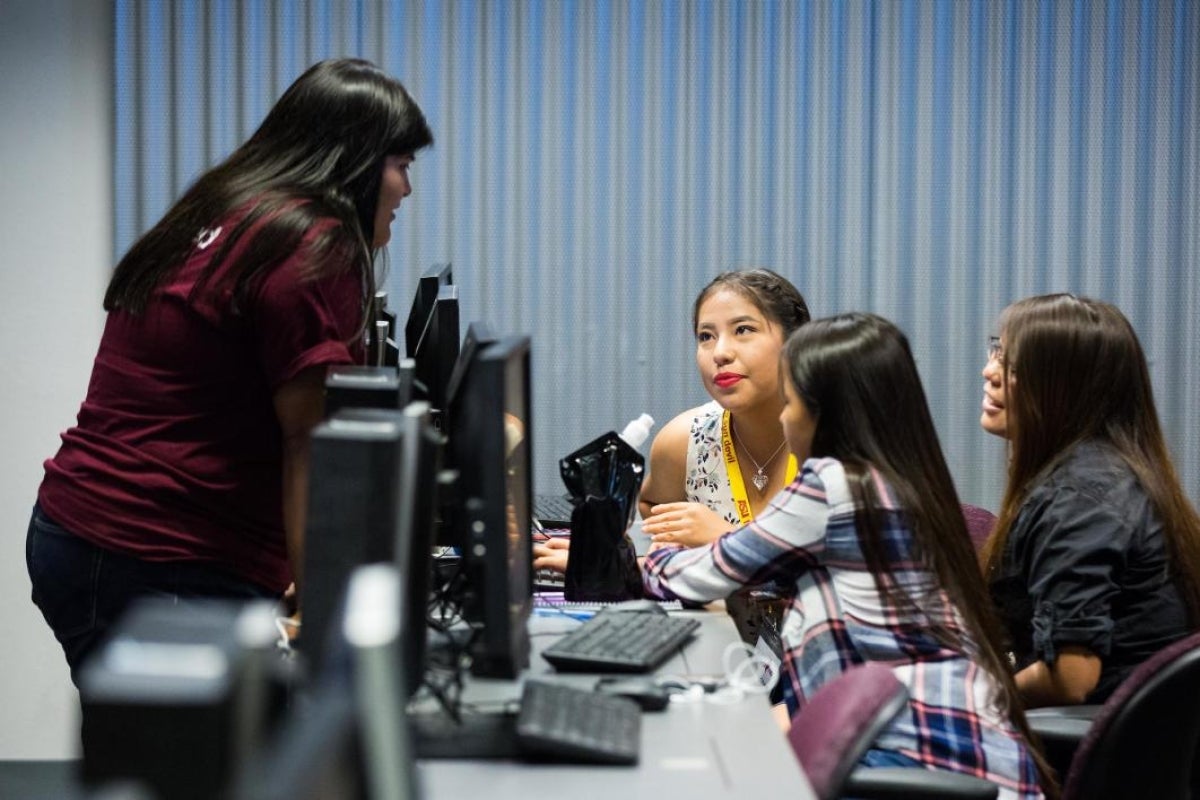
{"left": 731, "top": 423, "right": 787, "bottom": 493}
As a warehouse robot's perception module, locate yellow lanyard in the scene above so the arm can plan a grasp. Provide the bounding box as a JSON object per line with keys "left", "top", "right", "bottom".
{"left": 719, "top": 410, "right": 798, "bottom": 525}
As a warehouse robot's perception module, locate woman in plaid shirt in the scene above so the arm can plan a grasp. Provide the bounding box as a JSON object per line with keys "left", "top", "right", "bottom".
{"left": 644, "top": 313, "right": 1053, "bottom": 799}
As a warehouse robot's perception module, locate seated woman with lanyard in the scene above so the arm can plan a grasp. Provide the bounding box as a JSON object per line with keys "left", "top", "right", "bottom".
{"left": 638, "top": 268, "right": 808, "bottom": 549}
{"left": 535, "top": 268, "right": 810, "bottom": 644}
{"left": 643, "top": 313, "right": 1052, "bottom": 798}
{"left": 980, "top": 294, "right": 1200, "bottom": 706}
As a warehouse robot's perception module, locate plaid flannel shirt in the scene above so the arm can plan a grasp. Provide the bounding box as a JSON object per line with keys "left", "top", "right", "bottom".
{"left": 643, "top": 457, "right": 1043, "bottom": 800}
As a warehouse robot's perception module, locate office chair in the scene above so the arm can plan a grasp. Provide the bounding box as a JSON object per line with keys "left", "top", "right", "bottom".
{"left": 1024, "top": 704, "right": 1099, "bottom": 785}
{"left": 842, "top": 766, "right": 999, "bottom": 799}
{"left": 788, "top": 662, "right": 1001, "bottom": 799}
{"left": 1055, "top": 630, "right": 1200, "bottom": 799}
{"left": 960, "top": 503, "right": 997, "bottom": 553}
{"left": 787, "top": 662, "right": 910, "bottom": 800}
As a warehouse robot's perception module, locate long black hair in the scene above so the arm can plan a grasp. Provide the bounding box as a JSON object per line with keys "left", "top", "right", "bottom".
{"left": 104, "top": 58, "right": 433, "bottom": 318}
{"left": 783, "top": 313, "right": 1057, "bottom": 796}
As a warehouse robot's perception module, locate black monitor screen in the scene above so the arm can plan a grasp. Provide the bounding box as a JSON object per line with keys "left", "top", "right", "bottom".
{"left": 449, "top": 335, "right": 533, "bottom": 679}
{"left": 410, "top": 286, "right": 460, "bottom": 419}
{"left": 404, "top": 263, "right": 453, "bottom": 360}
{"left": 444, "top": 320, "right": 497, "bottom": 427}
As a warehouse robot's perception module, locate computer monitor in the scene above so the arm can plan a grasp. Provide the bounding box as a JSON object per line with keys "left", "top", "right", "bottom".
{"left": 411, "top": 286, "right": 460, "bottom": 420}
{"left": 231, "top": 673, "right": 365, "bottom": 800}
{"left": 300, "top": 402, "right": 442, "bottom": 684}
{"left": 445, "top": 321, "right": 496, "bottom": 410}
{"left": 435, "top": 320, "right": 498, "bottom": 550}
{"left": 80, "top": 599, "right": 283, "bottom": 800}
{"left": 447, "top": 335, "right": 533, "bottom": 679}
{"left": 341, "top": 564, "right": 419, "bottom": 800}
{"left": 239, "top": 565, "right": 420, "bottom": 800}
{"left": 324, "top": 363, "right": 414, "bottom": 417}
{"left": 404, "top": 262, "right": 453, "bottom": 361}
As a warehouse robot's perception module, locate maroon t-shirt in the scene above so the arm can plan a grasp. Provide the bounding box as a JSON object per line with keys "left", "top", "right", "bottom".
{"left": 39, "top": 212, "right": 364, "bottom": 593}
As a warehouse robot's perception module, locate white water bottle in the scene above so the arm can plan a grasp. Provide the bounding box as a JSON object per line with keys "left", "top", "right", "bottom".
{"left": 618, "top": 413, "right": 655, "bottom": 450}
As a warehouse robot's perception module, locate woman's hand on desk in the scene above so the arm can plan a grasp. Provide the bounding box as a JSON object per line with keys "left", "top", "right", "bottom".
{"left": 533, "top": 537, "right": 571, "bottom": 573}
{"left": 643, "top": 502, "right": 730, "bottom": 549}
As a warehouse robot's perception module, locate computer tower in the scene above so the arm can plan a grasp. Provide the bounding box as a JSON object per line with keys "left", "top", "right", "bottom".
{"left": 79, "top": 598, "right": 282, "bottom": 800}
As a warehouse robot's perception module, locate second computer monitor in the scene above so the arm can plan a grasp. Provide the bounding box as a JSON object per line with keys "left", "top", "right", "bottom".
{"left": 404, "top": 262, "right": 452, "bottom": 359}
{"left": 448, "top": 335, "right": 534, "bottom": 679}
{"left": 300, "top": 402, "right": 441, "bottom": 686}
{"left": 444, "top": 320, "right": 497, "bottom": 429}
{"left": 409, "top": 285, "right": 460, "bottom": 422}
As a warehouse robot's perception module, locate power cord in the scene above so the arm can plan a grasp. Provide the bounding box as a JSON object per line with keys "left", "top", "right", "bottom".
{"left": 654, "top": 640, "right": 780, "bottom": 706}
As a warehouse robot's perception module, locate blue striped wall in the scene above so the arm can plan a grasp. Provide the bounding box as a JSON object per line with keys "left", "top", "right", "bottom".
{"left": 114, "top": 0, "right": 1200, "bottom": 508}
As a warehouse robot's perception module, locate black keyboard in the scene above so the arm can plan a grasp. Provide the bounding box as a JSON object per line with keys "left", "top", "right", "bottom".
{"left": 533, "top": 568, "right": 565, "bottom": 591}
{"left": 533, "top": 493, "right": 576, "bottom": 528}
{"left": 516, "top": 680, "right": 641, "bottom": 765}
{"left": 541, "top": 609, "right": 701, "bottom": 673}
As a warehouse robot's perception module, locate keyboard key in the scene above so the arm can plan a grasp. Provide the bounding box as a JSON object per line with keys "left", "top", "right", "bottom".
{"left": 534, "top": 568, "right": 565, "bottom": 591}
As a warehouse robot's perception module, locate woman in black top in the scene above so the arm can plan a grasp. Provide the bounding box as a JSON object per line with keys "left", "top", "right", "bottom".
{"left": 980, "top": 294, "right": 1200, "bottom": 706}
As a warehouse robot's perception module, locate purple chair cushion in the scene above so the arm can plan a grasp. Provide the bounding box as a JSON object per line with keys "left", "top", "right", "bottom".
{"left": 788, "top": 662, "right": 909, "bottom": 800}
{"left": 960, "top": 504, "right": 996, "bottom": 554}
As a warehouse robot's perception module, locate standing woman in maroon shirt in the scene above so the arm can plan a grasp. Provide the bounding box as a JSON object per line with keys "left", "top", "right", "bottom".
{"left": 27, "top": 58, "right": 433, "bottom": 683}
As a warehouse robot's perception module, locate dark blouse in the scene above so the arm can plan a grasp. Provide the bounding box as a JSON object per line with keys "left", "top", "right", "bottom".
{"left": 989, "top": 439, "right": 1190, "bottom": 703}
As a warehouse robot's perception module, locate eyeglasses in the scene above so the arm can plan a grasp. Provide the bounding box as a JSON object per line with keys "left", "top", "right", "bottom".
{"left": 987, "top": 336, "right": 1008, "bottom": 369}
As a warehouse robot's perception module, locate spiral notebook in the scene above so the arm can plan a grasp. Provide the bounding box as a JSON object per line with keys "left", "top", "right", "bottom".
{"left": 533, "top": 594, "right": 682, "bottom": 614}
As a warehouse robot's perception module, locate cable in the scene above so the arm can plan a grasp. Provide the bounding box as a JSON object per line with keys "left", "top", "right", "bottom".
{"left": 274, "top": 616, "right": 300, "bottom": 654}
{"left": 653, "top": 640, "right": 780, "bottom": 706}
{"left": 721, "top": 640, "right": 780, "bottom": 696}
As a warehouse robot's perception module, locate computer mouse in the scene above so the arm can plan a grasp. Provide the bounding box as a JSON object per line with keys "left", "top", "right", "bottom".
{"left": 605, "top": 599, "right": 668, "bottom": 616}
{"left": 594, "top": 677, "right": 671, "bottom": 711}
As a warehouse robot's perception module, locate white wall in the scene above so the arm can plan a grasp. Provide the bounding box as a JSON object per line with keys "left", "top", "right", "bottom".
{"left": 0, "top": 0, "right": 111, "bottom": 759}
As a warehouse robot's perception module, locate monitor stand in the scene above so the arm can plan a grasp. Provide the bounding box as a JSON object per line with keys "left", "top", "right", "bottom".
{"left": 410, "top": 709, "right": 519, "bottom": 759}
{"left": 412, "top": 612, "right": 520, "bottom": 758}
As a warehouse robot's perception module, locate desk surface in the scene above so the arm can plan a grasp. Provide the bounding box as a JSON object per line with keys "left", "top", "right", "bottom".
{"left": 416, "top": 605, "right": 816, "bottom": 800}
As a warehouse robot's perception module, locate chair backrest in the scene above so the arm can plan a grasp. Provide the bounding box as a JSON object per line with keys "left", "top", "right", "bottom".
{"left": 787, "top": 662, "right": 910, "bottom": 800}
{"left": 1063, "top": 629, "right": 1200, "bottom": 799}
{"left": 960, "top": 503, "right": 996, "bottom": 553}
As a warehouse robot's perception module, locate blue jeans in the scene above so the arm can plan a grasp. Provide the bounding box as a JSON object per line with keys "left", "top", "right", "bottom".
{"left": 859, "top": 748, "right": 925, "bottom": 768}
{"left": 26, "top": 503, "right": 277, "bottom": 686}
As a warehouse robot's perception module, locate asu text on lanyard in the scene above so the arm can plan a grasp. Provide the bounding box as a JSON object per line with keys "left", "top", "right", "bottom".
{"left": 719, "top": 410, "right": 797, "bottom": 526}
